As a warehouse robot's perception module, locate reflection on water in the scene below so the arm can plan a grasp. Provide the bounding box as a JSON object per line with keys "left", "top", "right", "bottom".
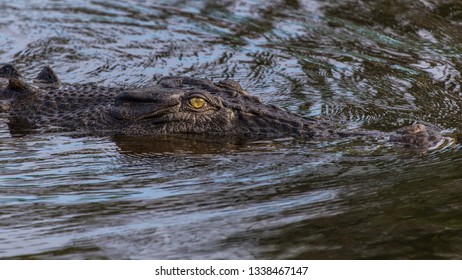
{"left": 2, "top": 0, "right": 462, "bottom": 259}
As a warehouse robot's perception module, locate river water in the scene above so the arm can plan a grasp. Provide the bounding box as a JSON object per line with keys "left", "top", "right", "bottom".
{"left": 1, "top": 0, "right": 462, "bottom": 259}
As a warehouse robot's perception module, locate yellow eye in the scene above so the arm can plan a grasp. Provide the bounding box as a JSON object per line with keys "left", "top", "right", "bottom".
{"left": 188, "top": 97, "right": 206, "bottom": 109}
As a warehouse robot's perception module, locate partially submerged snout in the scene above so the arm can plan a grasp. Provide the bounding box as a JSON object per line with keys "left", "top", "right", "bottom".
{"left": 389, "top": 123, "right": 443, "bottom": 150}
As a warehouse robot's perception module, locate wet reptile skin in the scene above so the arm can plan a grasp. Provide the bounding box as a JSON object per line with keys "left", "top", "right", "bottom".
{"left": 0, "top": 64, "right": 442, "bottom": 149}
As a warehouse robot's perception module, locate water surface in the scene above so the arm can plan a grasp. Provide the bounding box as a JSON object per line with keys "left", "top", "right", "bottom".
{"left": 1, "top": 0, "right": 462, "bottom": 259}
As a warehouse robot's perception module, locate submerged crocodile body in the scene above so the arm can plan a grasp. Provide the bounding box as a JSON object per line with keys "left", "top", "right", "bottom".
{"left": 0, "top": 64, "right": 442, "bottom": 149}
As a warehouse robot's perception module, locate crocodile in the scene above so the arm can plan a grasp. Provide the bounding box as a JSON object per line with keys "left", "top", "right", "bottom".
{"left": 0, "top": 64, "right": 443, "bottom": 150}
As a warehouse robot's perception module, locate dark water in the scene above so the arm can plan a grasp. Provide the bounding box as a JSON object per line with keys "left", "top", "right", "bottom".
{"left": 1, "top": 0, "right": 462, "bottom": 259}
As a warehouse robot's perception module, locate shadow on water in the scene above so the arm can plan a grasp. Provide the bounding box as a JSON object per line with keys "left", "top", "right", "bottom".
{"left": 2, "top": 0, "right": 462, "bottom": 259}
{"left": 112, "top": 135, "right": 252, "bottom": 155}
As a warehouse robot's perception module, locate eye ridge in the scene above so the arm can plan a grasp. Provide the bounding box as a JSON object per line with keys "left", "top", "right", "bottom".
{"left": 188, "top": 96, "right": 207, "bottom": 109}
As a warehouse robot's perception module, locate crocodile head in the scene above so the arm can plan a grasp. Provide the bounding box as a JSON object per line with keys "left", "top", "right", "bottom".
{"left": 109, "top": 76, "right": 311, "bottom": 137}
{"left": 0, "top": 64, "right": 445, "bottom": 150}
{"left": 1, "top": 64, "right": 312, "bottom": 137}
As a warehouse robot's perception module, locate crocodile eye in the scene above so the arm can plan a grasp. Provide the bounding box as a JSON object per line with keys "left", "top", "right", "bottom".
{"left": 188, "top": 97, "right": 206, "bottom": 109}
